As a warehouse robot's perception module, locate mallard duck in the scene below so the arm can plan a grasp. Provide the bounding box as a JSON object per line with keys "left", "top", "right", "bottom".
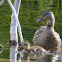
{"left": 33, "top": 10, "right": 61, "bottom": 52}
{"left": 22, "top": 42, "right": 47, "bottom": 54}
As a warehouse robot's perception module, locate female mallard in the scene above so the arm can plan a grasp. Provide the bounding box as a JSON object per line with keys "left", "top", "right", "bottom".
{"left": 33, "top": 11, "right": 61, "bottom": 52}
{"left": 22, "top": 42, "right": 47, "bottom": 54}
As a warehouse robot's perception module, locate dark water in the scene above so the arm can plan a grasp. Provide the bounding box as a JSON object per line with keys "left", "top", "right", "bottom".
{"left": 0, "top": 0, "right": 62, "bottom": 62}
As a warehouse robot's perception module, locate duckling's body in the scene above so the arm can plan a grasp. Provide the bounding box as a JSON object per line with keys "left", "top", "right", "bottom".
{"left": 22, "top": 42, "right": 47, "bottom": 54}
{"left": 33, "top": 11, "right": 61, "bottom": 52}
{"left": 28, "top": 46, "right": 46, "bottom": 54}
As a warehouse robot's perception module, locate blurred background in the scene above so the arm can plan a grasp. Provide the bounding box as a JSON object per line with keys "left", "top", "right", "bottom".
{"left": 0, "top": 0, "right": 62, "bottom": 61}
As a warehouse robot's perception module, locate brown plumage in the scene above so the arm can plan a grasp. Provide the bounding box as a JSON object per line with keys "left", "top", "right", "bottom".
{"left": 34, "top": 26, "right": 46, "bottom": 36}
{"left": 33, "top": 11, "right": 61, "bottom": 52}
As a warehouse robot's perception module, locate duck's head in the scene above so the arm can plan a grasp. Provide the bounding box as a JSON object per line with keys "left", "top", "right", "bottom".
{"left": 36, "top": 10, "right": 55, "bottom": 27}
{"left": 37, "top": 10, "right": 55, "bottom": 22}
{"left": 22, "top": 42, "right": 30, "bottom": 50}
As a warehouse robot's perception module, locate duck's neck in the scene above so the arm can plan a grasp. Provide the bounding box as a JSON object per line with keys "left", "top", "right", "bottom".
{"left": 47, "top": 14, "right": 55, "bottom": 28}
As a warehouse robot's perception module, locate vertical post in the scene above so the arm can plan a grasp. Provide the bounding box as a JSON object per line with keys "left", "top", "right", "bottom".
{"left": 18, "top": 51, "right": 23, "bottom": 62}
{"left": 9, "top": 14, "right": 18, "bottom": 62}
{"left": 7, "top": 0, "right": 24, "bottom": 62}
{"left": 13, "top": 1, "right": 24, "bottom": 62}
{"left": 0, "top": 0, "right": 5, "bottom": 6}
{"left": 14, "top": 0, "right": 24, "bottom": 44}
{"left": 14, "top": 0, "right": 21, "bottom": 15}
{"left": 7, "top": 0, "right": 18, "bottom": 62}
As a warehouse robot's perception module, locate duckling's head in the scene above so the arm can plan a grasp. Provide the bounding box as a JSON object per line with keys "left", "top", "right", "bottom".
{"left": 22, "top": 42, "right": 30, "bottom": 50}
{"left": 36, "top": 10, "right": 55, "bottom": 27}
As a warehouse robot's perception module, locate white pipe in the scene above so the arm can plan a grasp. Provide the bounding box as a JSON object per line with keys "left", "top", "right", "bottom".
{"left": 14, "top": 0, "right": 24, "bottom": 44}
{"left": 0, "top": 0, "right": 5, "bottom": 6}
{"left": 18, "top": 51, "right": 23, "bottom": 62}
{"left": 7, "top": 0, "right": 24, "bottom": 62}
{"left": 14, "top": 0, "right": 21, "bottom": 15}
{"left": 7, "top": 0, "right": 18, "bottom": 62}
{"left": 10, "top": 46, "right": 17, "bottom": 62}
{"left": 7, "top": 0, "right": 24, "bottom": 44}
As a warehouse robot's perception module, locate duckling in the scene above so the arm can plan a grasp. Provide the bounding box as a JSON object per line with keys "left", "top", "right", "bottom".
{"left": 22, "top": 42, "right": 47, "bottom": 54}
{"left": 33, "top": 10, "right": 61, "bottom": 52}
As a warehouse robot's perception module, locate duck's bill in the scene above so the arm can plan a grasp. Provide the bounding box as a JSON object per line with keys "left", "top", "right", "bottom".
{"left": 36, "top": 15, "right": 45, "bottom": 22}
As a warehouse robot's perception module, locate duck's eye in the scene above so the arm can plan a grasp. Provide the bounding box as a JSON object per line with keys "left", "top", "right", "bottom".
{"left": 46, "top": 14, "right": 48, "bottom": 15}
{"left": 43, "top": 14, "right": 48, "bottom": 17}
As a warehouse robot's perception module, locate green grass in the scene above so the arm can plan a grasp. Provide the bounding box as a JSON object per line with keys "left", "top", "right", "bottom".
{"left": 0, "top": 0, "right": 62, "bottom": 44}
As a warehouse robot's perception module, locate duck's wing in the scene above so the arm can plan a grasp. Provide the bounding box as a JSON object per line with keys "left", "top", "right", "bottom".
{"left": 33, "top": 26, "right": 46, "bottom": 41}
{"left": 55, "top": 32, "right": 61, "bottom": 41}
{"left": 33, "top": 26, "right": 46, "bottom": 46}
{"left": 34, "top": 26, "right": 46, "bottom": 36}
{"left": 54, "top": 32, "right": 61, "bottom": 46}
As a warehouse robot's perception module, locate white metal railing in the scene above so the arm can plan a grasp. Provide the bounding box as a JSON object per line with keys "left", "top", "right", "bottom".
{"left": 0, "top": 0, "right": 24, "bottom": 62}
